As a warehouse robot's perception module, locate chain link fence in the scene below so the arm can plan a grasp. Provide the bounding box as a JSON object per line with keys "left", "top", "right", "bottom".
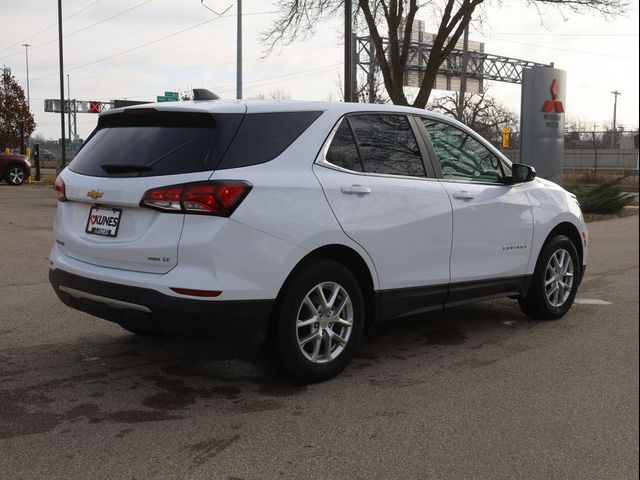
{"left": 498, "top": 131, "right": 639, "bottom": 182}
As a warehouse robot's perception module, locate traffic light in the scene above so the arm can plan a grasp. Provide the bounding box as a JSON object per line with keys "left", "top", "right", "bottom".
{"left": 502, "top": 127, "right": 511, "bottom": 149}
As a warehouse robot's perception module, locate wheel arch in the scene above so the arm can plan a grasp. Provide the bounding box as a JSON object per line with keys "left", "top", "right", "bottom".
{"left": 540, "top": 222, "right": 585, "bottom": 285}
{"left": 547, "top": 222, "right": 583, "bottom": 265}
{"left": 268, "top": 244, "right": 378, "bottom": 338}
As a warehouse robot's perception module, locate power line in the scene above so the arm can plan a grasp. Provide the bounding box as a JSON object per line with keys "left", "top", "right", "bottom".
{"left": 486, "top": 35, "right": 637, "bottom": 60}
{"left": 30, "top": 15, "right": 227, "bottom": 81}
{"left": 67, "top": 43, "right": 336, "bottom": 80}
{"left": 0, "top": 0, "right": 156, "bottom": 62}
{"left": 489, "top": 32, "right": 638, "bottom": 37}
{"left": 0, "top": 0, "right": 103, "bottom": 54}
{"left": 118, "top": 63, "right": 341, "bottom": 101}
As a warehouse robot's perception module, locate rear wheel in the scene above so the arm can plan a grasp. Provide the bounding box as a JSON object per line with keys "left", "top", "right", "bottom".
{"left": 269, "top": 259, "right": 365, "bottom": 383}
{"left": 5, "top": 165, "right": 26, "bottom": 185}
{"left": 519, "top": 235, "right": 580, "bottom": 320}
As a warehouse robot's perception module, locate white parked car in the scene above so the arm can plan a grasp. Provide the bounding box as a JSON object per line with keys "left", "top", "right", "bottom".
{"left": 50, "top": 93, "right": 587, "bottom": 381}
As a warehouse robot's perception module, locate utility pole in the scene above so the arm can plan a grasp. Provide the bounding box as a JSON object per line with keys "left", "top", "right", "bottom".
{"left": 22, "top": 44, "right": 31, "bottom": 112}
{"left": 457, "top": 25, "right": 469, "bottom": 121}
{"left": 200, "top": 2, "right": 236, "bottom": 97}
{"left": 592, "top": 121, "right": 598, "bottom": 179}
{"left": 611, "top": 90, "right": 621, "bottom": 148}
{"left": 67, "top": 74, "right": 72, "bottom": 150}
{"left": 57, "top": 0, "right": 66, "bottom": 168}
{"left": 22, "top": 43, "right": 31, "bottom": 153}
{"left": 237, "top": 0, "right": 242, "bottom": 99}
{"left": 344, "top": 0, "right": 353, "bottom": 102}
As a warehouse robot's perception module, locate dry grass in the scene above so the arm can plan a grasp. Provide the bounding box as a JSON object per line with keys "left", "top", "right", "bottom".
{"left": 564, "top": 171, "right": 639, "bottom": 190}
{"left": 29, "top": 173, "right": 57, "bottom": 185}
{"left": 584, "top": 206, "right": 639, "bottom": 223}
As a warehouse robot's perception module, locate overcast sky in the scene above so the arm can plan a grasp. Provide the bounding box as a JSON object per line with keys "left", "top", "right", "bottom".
{"left": 1, "top": 0, "right": 638, "bottom": 140}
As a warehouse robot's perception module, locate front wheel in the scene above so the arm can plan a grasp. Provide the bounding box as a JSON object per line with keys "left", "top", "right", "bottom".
{"left": 519, "top": 235, "right": 580, "bottom": 320}
{"left": 5, "top": 165, "right": 27, "bottom": 185}
{"left": 269, "top": 260, "right": 365, "bottom": 383}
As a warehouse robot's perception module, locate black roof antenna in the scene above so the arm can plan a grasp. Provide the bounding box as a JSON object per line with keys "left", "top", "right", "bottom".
{"left": 193, "top": 89, "right": 221, "bottom": 101}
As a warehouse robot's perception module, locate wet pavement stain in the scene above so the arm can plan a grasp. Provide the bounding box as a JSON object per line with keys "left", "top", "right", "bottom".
{"left": 142, "top": 375, "right": 197, "bottom": 411}
{"left": 141, "top": 374, "right": 243, "bottom": 410}
{"left": 446, "top": 357, "right": 500, "bottom": 371}
{"left": 255, "top": 380, "right": 307, "bottom": 398}
{"left": 421, "top": 324, "right": 467, "bottom": 345}
{"left": 184, "top": 434, "right": 241, "bottom": 469}
{"left": 234, "top": 399, "right": 283, "bottom": 414}
{"left": 114, "top": 428, "right": 134, "bottom": 439}
{"left": 354, "top": 351, "right": 378, "bottom": 360}
{"left": 142, "top": 392, "right": 195, "bottom": 411}
{"left": 65, "top": 403, "right": 100, "bottom": 417}
{"left": 351, "top": 362, "right": 375, "bottom": 370}
{"left": 368, "top": 376, "right": 428, "bottom": 389}
{"left": 103, "top": 410, "right": 184, "bottom": 423}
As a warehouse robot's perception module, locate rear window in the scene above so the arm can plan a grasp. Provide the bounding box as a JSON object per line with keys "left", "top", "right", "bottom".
{"left": 218, "top": 111, "right": 323, "bottom": 169}
{"left": 69, "top": 111, "right": 242, "bottom": 177}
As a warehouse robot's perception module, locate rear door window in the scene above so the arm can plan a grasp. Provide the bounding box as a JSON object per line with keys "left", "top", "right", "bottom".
{"left": 348, "top": 114, "right": 426, "bottom": 177}
{"left": 69, "top": 111, "right": 242, "bottom": 177}
{"left": 325, "top": 120, "right": 364, "bottom": 172}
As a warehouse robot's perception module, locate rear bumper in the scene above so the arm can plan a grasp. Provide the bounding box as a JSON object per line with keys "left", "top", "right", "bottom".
{"left": 49, "top": 268, "right": 274, "bottom": 342}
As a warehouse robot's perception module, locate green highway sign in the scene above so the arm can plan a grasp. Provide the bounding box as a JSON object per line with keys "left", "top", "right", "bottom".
{"left": 157, "top": 96, "right": 168, "bottom": 102}
{"left": 165, "top": 91, "right": 179, "bottom": 100}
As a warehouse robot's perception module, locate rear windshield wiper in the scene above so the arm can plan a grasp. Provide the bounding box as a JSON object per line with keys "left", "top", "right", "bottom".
{"left": 101, "top": 163, "right": 153, "bottom": 174}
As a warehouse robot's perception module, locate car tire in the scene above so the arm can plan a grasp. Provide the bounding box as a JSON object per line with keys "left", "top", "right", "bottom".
{"left": 5, "top": 164, "right": 27, "bottom": 185}
{"left": 519, "top": 235, "right": 580, "bottom": 320}
{"left": 268, "top": 259, "right": 365, "bottom": 383}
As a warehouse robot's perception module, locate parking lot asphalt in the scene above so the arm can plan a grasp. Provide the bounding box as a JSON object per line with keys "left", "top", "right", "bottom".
{"left": 0, "top": 183, "right": 638, "bottom": 480}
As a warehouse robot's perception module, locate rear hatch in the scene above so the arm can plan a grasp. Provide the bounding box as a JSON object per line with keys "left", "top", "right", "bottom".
{"left": 55, "top": 103, "right": 245, "bottom": 274}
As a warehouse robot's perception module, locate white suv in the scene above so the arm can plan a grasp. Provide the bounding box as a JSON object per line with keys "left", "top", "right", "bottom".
{"left": 50, "top": 94, "right": 587, "bottom": 381}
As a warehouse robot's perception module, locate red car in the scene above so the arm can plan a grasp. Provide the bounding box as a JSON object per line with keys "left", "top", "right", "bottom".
{"left": 0, "top": 152, "right": 31, "bottom": 185}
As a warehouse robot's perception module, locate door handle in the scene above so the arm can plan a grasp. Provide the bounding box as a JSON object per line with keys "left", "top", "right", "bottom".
{"left": 341, "top": 185, "right": 371, "bottom": 195}
{"left": 452, "top": 191, "right": 475, "bottom": 200}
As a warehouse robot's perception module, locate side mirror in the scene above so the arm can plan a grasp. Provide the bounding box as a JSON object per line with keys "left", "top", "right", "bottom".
{"left": 510, "top": 163, "right": 536, "bottom": 184}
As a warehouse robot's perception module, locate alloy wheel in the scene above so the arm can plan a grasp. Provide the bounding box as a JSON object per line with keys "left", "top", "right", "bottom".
{"left": 296, "top": 282, "right": 354, "bottom": 364}
{"left": 8, "top": 167, "right": 25, "bottom": 185}
{"left": 545, "top": 248, "right": 574, "bottom": 307}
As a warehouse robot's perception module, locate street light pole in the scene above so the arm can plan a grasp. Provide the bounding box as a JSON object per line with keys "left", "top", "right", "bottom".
{"left": 57, "top": 0, "right": 66, "bottom": 168}
{"left": 67, "top": 74, "right": 72, "bottom": 148}
{"left": 457, "top": 26, "right": 469, "bottom": 121}
{"left": 237, "top": 0, "right": 242, "bottom": 100}
{"left": 22, "top": 44, "right": 31, "bottom": 112}
{"left": 344, "top": 0, "right": 353, "bottom": 102}
{"left": 200, "top": 2, "right": 237, "bottom": 97}
{"left": 611, "top": 90, "right": 621, "bottom": 148}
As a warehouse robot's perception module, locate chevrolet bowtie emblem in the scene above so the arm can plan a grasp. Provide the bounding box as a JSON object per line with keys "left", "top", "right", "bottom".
{"left": 87, "top": 190, "right": 104, "bottom": 200}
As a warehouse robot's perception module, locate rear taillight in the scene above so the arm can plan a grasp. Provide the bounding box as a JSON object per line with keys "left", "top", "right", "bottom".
{"left": 54, "top": 176, "right": 67, "bottom": 201}
{"left": 140, "top": 181, "right": 252, "bottom": 216}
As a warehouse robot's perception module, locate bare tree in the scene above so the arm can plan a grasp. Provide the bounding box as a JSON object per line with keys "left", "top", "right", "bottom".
{"left": 248, "top": 89, "right": 293, "bottom": 100}
{"left": 430, "top": 89, "right": 517, "bottom": 143}
{"left": 264, "top": 0, "right": 628, "bottom": 108}
{"left": 335, "top": 70, "right": 389, "bottom": 103}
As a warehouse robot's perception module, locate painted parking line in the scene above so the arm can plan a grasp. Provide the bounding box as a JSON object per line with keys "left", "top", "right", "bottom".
{"left": 574, "top": 298, "right": 613, "bottom": 305}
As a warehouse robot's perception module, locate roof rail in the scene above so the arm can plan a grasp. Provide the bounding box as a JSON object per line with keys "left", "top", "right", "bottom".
{"left": 193, "top": 89, "right": 221, "bottom": 101}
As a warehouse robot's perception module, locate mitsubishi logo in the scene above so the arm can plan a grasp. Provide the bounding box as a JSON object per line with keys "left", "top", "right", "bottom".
{"left": 87, "top": 190, "right": 104, "bottom": 200}
{"left": 542, "top": 79, "right": 564, "bottom": 113}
